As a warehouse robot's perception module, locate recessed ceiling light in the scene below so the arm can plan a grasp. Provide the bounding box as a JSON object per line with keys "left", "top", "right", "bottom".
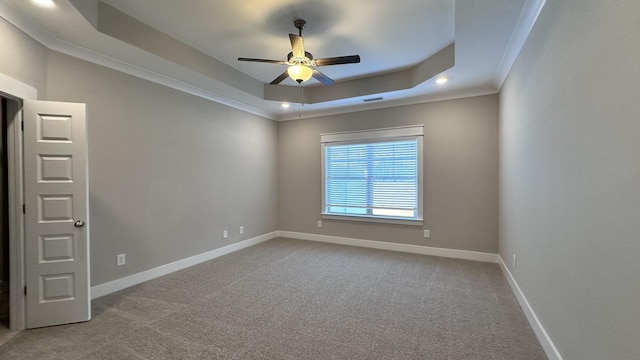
{"left": 436, "top": 76, "right": 449, "bottom": 85}
{"left": 281, "top": 103, "right": 290, "bottom": 108}
{"left": 32, "top": 0, "right": 56, "bottom": 8}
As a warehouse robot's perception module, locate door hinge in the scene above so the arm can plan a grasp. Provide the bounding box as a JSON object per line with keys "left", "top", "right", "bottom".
{"left": 23, "top": 204, "right": 25, "bottom": 214}
{"left": 21, "top": 120, "right": 24, "bottom": 131}
{"left": 24, "top": 286, "right": 27, "bottom": 296}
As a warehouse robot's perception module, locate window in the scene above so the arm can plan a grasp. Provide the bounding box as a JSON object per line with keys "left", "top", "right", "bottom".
{"left": 321, "top": 126, "right": 423, "bottom": 225}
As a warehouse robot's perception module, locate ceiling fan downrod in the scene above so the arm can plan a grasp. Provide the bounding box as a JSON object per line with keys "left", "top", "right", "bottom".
{"left": 294, "top": 19, "right": 306, "bottom": 37}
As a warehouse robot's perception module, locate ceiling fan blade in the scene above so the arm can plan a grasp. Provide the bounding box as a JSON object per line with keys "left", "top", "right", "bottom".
{"left": 314, "top": 55, "right": 361, "bottom": 67}
{"left": 238, "top": 58, "right": 285, "bottom": 64}
{"left": 269, "top": 71, "right": 290, "bottom": 85}
{"left": 289, "top": 34, "right": 305, "bottom": 58}
{"left": 312, "top": 69, "right": 334, "bottom": 86}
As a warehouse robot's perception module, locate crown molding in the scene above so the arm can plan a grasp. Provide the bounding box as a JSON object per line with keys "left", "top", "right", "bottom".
{"left": 0, "top": 1, "right": 277, "bottom": 120}
{"left": 0, "top": 0, "right": 57, "bottom": 45}
{"left": 2, "top": 0, "right": 543, "bottom": 121}
{"left": 495, "top": 0, "right": 547, "bottom": 87}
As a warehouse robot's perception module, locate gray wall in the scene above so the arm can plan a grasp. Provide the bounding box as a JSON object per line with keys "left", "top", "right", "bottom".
{"left": 45, "top": 52, "right": 279, "bottom": 286}
{"left": 1, "top": 16, "right": 279, "bottom": 287}
{"left": 0, "top": 17, "right": 48, "bottom": 288}
{"left": 279, "top": 95, "right": 499, "bottom": 253}
{"left": 499, "top": 0, "right": 640, "bottom": 359}
{"left": 0, "top": 18, "right": 47, "bottom": 98}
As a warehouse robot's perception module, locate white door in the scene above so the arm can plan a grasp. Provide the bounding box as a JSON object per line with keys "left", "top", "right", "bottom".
{"left": 23, "top": 100, "right": 90, "bottom": 328}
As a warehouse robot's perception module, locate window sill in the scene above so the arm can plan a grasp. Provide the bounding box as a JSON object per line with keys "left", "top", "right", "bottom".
{"left": 322, "top": 213, "right": 423, "bottom": 226}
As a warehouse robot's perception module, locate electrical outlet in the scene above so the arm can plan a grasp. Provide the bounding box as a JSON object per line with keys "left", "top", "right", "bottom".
{"left": 423, "top": 229, "right": 430, "bottom": 238}
{"left": 317, "top": 220, "right": 322, "bottom": 228}
{"left": 223, "top": 230, "right": 228, "bottom": 239}
{"left": 513, "top": 254, "right": 517, "bottom": 269}
{"left": 117, "top": 254, "right": 126, "bottom": 266}
{"left": 239, "top": 226, "right": 244, "bottom": 234}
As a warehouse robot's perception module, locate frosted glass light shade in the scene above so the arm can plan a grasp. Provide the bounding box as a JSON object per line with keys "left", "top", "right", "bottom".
{"left": 287, "top": 65, "right": 313, "bottom": 83}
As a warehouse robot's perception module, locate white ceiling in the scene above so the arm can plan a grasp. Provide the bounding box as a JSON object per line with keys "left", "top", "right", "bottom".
{"left": 0, "top": 0, "right": 545, "bottom": 120}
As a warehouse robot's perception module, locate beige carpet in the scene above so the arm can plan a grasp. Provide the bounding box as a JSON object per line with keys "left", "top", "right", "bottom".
{"left": 0, "top": 238, "right": 547, "bottom": 359}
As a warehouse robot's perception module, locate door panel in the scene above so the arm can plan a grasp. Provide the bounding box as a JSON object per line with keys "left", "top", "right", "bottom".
{"left": 23, "top": 100, "right": 90, "bottom": 328}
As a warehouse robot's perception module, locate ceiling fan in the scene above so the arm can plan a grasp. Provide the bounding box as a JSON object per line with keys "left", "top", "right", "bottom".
{"left": 238, "top": 19, "right": 361, "bottom": 86}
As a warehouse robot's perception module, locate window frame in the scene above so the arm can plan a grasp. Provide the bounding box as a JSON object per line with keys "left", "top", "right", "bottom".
{"left": 320, "top": 125, "right": 424, "bottom": 226}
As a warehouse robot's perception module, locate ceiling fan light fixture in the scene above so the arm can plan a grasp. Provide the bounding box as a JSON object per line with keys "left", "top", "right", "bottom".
{"left": 287, "top": 65, "right": 313, "bottom": 83}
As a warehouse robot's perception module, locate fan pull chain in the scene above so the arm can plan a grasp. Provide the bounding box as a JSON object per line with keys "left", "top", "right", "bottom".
{"left": 298, "top": 85, "right": 304, "bottom": 118}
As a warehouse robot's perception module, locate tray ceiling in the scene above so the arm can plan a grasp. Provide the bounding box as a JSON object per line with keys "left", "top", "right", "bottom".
{"left": 1, "top": 0, "right": 546, "bottom": 120}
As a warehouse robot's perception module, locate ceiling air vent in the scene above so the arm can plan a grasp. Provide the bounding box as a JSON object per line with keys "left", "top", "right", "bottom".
{"left": 363, "top": 97, "right": 383, "bottom": 103}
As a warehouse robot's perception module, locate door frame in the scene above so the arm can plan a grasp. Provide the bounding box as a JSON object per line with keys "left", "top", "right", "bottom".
{"left": 1, "top": 72, "right": 37, "bottom": 330}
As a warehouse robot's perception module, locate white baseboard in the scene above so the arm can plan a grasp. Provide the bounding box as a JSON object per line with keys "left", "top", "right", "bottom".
{"left": 90, "top": 231, "right": 279, "bottom": 299}
{"left": 498, "top": 256, "right": 563, "bottom": 360}
{"left": 278, "top": 231, "right": 499, "bottom": 263}
{"left": 91, "top": 231, "right": 496, "bottom": 300}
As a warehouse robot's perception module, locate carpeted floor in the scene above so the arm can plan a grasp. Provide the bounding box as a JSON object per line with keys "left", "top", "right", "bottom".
{"left": 0, "top": 238, "right": 547, "bottom": 359}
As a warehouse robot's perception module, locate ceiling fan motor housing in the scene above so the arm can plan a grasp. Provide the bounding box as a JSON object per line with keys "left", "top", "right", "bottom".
{"left": 287, "top": 51, "right": 313, "bottom": 65}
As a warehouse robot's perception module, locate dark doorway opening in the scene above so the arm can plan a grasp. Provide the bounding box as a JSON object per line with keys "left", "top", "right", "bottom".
{"left": 1, "top": 97, "right": 10, "bottom": 330}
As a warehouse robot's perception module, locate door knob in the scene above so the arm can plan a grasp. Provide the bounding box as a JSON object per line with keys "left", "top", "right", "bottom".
{"left": 74, "top": 220, "right": 86, "bottom": 228}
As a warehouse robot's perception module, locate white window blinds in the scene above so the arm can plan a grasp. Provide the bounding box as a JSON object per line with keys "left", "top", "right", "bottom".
{"left": 321, "top": 126, "right": 423, "bottom": 223}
